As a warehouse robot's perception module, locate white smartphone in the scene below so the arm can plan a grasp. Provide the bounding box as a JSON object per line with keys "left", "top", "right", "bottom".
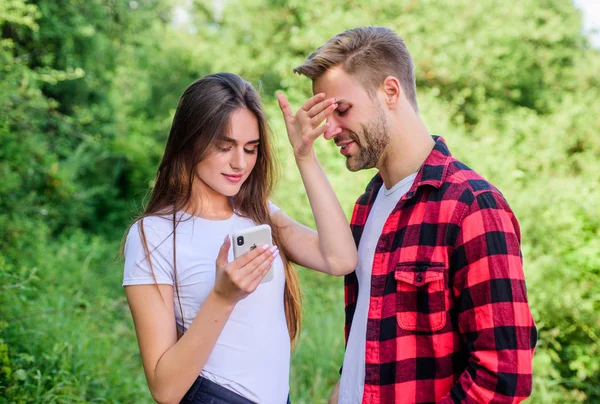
{"left": 232, "top": 224, "right": 274, "bottom": 283}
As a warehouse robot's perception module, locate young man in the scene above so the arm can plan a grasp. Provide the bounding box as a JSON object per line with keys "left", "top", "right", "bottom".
{"left": 293, "top": 27, "right": 537, "bottom": 403}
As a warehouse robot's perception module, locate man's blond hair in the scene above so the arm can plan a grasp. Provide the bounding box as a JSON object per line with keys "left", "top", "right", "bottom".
{"left": 294, "top": 26, "right": 418, "bottom": 112}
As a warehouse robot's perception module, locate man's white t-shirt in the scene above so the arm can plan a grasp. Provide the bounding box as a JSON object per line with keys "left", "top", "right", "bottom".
{"left": 123, "top": 203, "right": 289, "bottom": 404}
{"left": 338, "top": 173, "right": 417, "bottom": 404}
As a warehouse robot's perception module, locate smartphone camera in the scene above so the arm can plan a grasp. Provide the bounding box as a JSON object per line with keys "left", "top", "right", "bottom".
{"left": 236, "top": 236, "right": 244, "bottom": 246}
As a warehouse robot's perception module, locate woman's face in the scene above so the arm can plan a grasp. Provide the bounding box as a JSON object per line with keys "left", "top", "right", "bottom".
{"left": 194, "top": 108, "right": 260, "bottom": 199}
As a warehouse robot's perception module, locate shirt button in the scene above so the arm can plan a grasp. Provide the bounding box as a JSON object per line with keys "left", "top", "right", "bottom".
{"left": 416, "top": 274, "right": 423, "bottom": 282}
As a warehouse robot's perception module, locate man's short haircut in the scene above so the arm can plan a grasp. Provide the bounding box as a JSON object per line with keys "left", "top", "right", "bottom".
{"left": 294, "top": 26, "right": 418, "bottom": 112}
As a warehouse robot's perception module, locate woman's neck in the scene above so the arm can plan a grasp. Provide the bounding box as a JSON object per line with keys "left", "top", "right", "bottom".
{"left": 185, "top": 184, "right": 234, "bottom": 220}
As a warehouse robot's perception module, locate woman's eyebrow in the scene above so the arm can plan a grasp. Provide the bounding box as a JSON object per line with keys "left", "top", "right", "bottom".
{"left": 217, "top": 136, "right": 260, "bottom": 145}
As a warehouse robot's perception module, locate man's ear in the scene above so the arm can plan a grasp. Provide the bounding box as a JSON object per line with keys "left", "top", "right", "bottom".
{"left": 381, "top": 76, "right": 401, "bottom": 109}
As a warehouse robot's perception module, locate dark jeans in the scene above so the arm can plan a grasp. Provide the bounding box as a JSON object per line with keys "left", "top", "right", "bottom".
{"left": 180, "top": 376, "right": 291, "bottom": 404}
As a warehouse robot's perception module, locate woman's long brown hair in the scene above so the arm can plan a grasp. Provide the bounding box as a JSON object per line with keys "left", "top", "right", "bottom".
{"left": 124, "top": 73, "right": 301, "bottom": 346}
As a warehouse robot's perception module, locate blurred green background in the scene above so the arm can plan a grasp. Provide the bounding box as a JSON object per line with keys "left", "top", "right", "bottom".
{"left": 1, "top": 0, "right": 599, "bottom": 402}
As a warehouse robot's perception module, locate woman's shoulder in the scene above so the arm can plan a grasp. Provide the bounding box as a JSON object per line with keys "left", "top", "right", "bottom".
{"left": 126, "top": 214, "right": 177, "bottom": 243}
{"left": 268, "top": 200, "right": 281, "bottom": 215}
{"left": 123, "top": 215, "right": 177, "bottom": 283}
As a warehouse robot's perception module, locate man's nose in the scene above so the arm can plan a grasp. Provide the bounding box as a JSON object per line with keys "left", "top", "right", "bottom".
{"left": 324, "top": 116, "right": 340, "bottom": 140}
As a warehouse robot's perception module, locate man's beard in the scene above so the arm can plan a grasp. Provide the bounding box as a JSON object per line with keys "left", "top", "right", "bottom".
{"left": 346, "top": 108, "right": 389, "bottom": 172}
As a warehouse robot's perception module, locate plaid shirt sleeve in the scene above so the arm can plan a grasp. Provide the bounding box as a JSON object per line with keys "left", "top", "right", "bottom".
{"left": 439, "top": 190, "right": 537, "bottom": 403}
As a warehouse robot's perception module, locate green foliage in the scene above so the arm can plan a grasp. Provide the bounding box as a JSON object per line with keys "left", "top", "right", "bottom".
{"left": 0, "top": 234, "right": 148, "bottom": 402}
{"left": 1, "top": 0, "right": 599, "bottom": 402}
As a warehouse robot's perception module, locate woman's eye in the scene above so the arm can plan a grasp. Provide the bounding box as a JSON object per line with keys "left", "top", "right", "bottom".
{"left": 217, "top": 145, "right": 232, "bottom": 152}
{"left": 244, "top": 148, "right": 257, "bottom": 155}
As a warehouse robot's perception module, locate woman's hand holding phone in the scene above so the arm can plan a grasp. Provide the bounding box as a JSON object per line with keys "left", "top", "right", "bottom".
{"left": 212, "top": 236, "right": 278, "bottom": 305}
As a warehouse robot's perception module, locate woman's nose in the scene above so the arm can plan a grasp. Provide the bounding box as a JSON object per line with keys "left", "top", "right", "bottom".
{"left": 230, "top": 148, "right": 247, "bottom": 170}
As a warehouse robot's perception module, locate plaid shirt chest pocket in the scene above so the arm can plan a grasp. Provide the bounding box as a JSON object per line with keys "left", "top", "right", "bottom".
{"left": 395, "top": 262, "right": 447, "bottom": 332}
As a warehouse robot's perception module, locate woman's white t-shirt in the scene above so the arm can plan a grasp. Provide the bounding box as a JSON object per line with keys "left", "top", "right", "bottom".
{"left": 123, "top": 204, "right": 290, "bottom": 404}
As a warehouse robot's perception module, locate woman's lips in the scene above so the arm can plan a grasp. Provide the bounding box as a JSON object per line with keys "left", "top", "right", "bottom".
{"left": 222, "top": 174, "right": 243, "bottom": 183}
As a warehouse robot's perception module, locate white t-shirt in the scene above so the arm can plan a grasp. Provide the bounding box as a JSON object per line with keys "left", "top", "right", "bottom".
{"left": 339, "top": 173, "right": 417, "bottom": 404}
{"left": 123, "top": 203, "right": 289, "bottom": 404}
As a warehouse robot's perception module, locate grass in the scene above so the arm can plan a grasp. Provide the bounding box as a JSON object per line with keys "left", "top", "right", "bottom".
{"left": 0, "top": 231, "right": 350, "bottom": 402}
{"left": 1, "top": 233, "right": 149, "bottom": 403}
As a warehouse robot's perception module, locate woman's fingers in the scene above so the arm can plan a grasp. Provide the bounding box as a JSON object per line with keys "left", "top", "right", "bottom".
{"left": 310, "top": 102, "right": 337, "bottom": 126}
{"left": 280, "top": 92, "right": 336, "bottom": 131}
{"left": 243, "top": 253, "right": 277, "bottom": 291}
{"left": 307, "top": 97, "right": 337, "bottom": 120}
{"left": 302, "top": 123, "right": 330, "bottom": 144}
{"left": 215, "top": 242, "right": 278, "bottom": 303}
{"left": 277, "top": 92, "right": 293, "bottom": 120}
{"left": 236, "top": 245, "right": 278, "bottom": 277}
{"left": 279, "top": 93, "right": 337, "bottom": 156}
{"left": 301, "top": 93, "right": 326, "bottom": 112}
{"left": 230, "top": 246, "right": 278, "bottom": 292}
{"left": 229, "top": 243, "right": 270, "bottom": 271}
{"left": 215, "top": 236, "right": 231, "bottom": 269}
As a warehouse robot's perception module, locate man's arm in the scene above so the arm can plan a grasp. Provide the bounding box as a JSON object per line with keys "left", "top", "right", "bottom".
{"left": 439, "top": 191, "right": 537, "bottom": 403}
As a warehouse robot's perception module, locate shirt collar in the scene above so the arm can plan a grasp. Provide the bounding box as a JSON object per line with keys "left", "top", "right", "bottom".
{"left": 404, "top": 135, "right": 452, "bottom": 197}
{"left": 365, "top": 135, "right": 453, "bottom": 202}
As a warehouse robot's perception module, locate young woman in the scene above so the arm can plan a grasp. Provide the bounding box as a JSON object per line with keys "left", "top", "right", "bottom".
{"left": 122, "top": 73, "right": 357, "bottom": 404}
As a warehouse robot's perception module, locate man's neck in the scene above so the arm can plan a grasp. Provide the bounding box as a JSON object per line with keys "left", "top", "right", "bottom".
{"left": 377, "top": 114, "right": 435, "bottom": 189}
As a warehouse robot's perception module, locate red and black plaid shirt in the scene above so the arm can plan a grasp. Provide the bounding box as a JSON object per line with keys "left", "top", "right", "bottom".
{"left": 345, "top": 136, "right": 537, "bottom": 404}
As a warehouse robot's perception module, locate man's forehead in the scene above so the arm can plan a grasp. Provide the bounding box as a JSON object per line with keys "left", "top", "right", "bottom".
{"left": 312, "top": 68, "right": 368, "bottom": 102}
{"left": 313, "top": 67, "right": 354, "bottom": 94}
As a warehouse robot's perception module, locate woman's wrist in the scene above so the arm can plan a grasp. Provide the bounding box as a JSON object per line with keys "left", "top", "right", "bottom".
{"left": 207, "top": 288, "right": 237, "bottom": 311}
{"left": 294, "top": 149, "right": 317, "bottom": 164}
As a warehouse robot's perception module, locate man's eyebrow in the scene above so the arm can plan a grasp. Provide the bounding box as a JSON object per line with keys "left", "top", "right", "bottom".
{"left": 217, "top": 136, "right": 260, "bottom": 145}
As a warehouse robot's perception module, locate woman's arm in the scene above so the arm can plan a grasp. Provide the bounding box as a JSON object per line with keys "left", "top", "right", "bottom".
{"left": 328, "top": 379, "right": 340, "bottom": 404}
{"left": 125, "top": 238, "right": 278, "bottom": 404}
{"left": 276, "top": 93, "right": 358, "bottom": 276}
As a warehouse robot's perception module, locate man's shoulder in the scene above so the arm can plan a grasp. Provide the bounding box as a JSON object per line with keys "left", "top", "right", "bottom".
{"left": 443, "top": 157, "right": 504, "bottom": 199}
{"left": 438, "top": 157, "right": 516, "bottom": 223}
